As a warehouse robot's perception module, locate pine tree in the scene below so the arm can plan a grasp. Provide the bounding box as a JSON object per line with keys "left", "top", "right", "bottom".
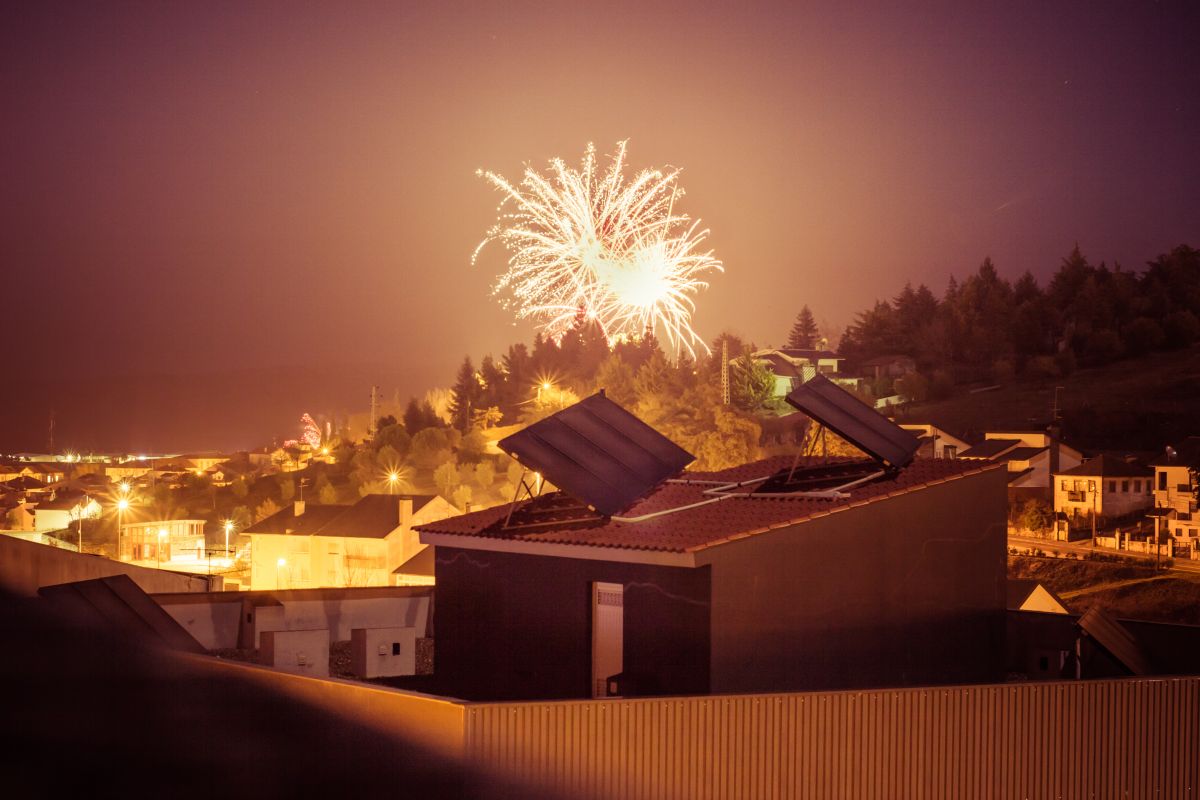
{"left": 787, "top": 306, "right": 819, "bottom": 350}
{"left": 447, "top": 356, "right": 479, "bottom": 432}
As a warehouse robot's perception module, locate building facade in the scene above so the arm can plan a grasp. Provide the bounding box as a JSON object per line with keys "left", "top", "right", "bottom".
{"left": 419, "top": 457, "right": 1008, "bottom": 701}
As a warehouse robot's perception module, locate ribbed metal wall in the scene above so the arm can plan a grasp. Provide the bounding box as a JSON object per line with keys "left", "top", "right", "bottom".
{"left": 464, "top": 677, "right": 1200, "bottom": 799}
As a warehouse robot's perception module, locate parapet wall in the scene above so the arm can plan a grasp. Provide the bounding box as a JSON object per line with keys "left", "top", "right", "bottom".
{"left": 0, "top": 534, "right": 219, "bottom": 597}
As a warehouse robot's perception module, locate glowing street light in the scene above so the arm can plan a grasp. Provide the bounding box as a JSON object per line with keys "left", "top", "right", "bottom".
{"left": 387, "top": 471, "right": 400, "bottom": 495}
{"left": 223, "top": 519, "right": 234, "bottom": 565}
{"left": 157, "top": 527, "right": 168, "bottom": 568}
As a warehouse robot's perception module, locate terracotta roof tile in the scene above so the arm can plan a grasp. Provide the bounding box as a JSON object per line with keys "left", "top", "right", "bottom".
{"left": 417, "top": 456, "right": 1001, "bottom": 554}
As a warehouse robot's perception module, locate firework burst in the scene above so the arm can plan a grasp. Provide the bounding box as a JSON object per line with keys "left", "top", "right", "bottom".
{"left": 473, "top": 141, "right": 722, "bottom": 356}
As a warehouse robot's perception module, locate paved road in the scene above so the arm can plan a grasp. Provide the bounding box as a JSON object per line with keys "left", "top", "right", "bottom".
{"left": 1008, "top": 534, "right": 1200, "bottom": 576}
{"left": 1058, "top": 575, "right": 1173, "bottom": 599}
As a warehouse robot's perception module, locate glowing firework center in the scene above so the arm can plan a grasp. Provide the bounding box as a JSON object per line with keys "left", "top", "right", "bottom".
{"left": 474, "top": 142, "right": 722, "bottom": 355}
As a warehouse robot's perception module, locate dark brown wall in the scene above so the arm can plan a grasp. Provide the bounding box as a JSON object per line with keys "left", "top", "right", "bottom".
{"left": 697, "top": 468, "right": 1009, "bottom": 693}
{"left": 432, "top": 548, "right": 710, "bottom": 701}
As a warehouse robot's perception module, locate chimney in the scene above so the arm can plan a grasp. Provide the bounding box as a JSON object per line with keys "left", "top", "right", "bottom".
{"left": 398, "top": 497, "right": 413, "bottom": 528}
{"left": 1047, "top": 423, "right": 1062, "bottom": 477}
{"left": 294, "top": 500, "right": 305, "bottom": 517}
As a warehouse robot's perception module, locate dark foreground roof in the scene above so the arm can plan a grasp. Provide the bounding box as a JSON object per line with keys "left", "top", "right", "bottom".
{"left": 2, "top": 590, "right": 538, "bottom": 797}
{"left": 417, "top": 456, "right": 1001, "bottom": 555}
{"left": 38, "top": 574, "right": 203, "bottom": 653}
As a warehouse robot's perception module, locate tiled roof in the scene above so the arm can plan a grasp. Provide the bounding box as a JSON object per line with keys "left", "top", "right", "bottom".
{"left": 997, "top": 446, "right": 1046, "bottom": 463}
{"left": 35, "top": 491, "right": 91, "bottom": 511}
{"left": 417, "top": 456, "right": 1001, "bottom": 555}
{"left": 245, "top": 494, "right": 440, "bottom": 539}
{"left": 310, "top": 494, "right": 436, "bottom": 539}
{"left": 244, "top": 503, "right": 348, "bottom": 535}
{"left": 1057, "top": 454, "right": 1152, "bottom": 479}
{"left": 775, "top": 348, "right": 842, "bottom": 361}
{"left": 1151, "top": 437, "right": 1200, "bottom": 468}
{"left": 0, "top": 476, "right": 47, "bottom": 491}
{"left": 958, "top": 439, "right": 1022, "bottom": 459}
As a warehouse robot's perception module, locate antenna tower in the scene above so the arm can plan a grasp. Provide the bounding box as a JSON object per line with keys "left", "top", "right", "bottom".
{"left": 368, "top": 385, "right": 380, "bottom": 439}
{"left": 720, "top": 339, "right": 730, "bottom": 405}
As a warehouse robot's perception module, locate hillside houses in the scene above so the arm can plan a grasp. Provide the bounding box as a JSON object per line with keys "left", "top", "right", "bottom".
{"left": 1052, "top": 455, "right": 1154, "bottom": 539}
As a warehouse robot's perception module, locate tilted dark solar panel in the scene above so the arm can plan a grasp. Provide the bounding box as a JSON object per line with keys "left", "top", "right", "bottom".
{"left": 498, "top": 392, "right": 695, "bottom": 516}
{"left": 784, "top": 374, "right": 919, "bottom": 468}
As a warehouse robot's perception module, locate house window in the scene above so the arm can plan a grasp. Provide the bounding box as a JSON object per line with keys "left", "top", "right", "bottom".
{"left": 1133, "top": 480, "right": 1141, "bottom": 493}
{"left": 1061, "top": 480, "right": 1068, "bottom": 491}
{"left": 1108, "top": 481, "right": 1116, "bottom": 493}
{"left": 943, "top": 445, "right": 957, "bottom": 460}
{"left": 1120, "top": 481, "right": 1128, "bottom": 493}
{"left": 1159, "top": 472, "right": 1167, "bottom": 490}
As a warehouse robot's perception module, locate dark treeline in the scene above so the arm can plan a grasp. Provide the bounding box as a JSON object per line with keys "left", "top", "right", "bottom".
{"left": 838, "top": 244, "right": 1200, "bottom": 387}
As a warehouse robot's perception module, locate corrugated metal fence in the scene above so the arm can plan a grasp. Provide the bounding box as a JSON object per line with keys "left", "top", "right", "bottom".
{"left": 464, "top": 677, "right": 1200, "bottom": 799}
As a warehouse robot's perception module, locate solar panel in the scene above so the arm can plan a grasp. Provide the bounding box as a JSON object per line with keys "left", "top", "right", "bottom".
{"left": 498, "top": 391, "right": 695, "bottom": 516}
{"left": 784, "top": 374, "right": 920, "bottom": 468}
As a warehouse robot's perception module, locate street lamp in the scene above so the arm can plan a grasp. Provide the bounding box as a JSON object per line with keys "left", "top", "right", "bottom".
{"left": 387, "top": 471, "right": 400, "bottom": 495}
{"left": 116, "top": 498, "right": 129, "bottom": 561}
{"left": 223, "top": 520, "right": 234, "bottom": 566}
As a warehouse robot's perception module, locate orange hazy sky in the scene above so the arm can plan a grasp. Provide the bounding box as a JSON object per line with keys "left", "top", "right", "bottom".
{"left": 2, "top": 1, "right": 1197, "bottom": 450}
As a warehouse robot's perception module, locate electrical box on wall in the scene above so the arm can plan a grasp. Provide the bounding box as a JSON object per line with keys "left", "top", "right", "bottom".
{"left": 259, "top": 628, "right": 330, "bottom": 678}
{"left": 350, "top": 626, "right": 417, "bottom": 679}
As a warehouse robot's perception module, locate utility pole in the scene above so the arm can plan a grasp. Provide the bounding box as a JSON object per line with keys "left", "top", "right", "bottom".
{"left": 1090, "top": 480, "right": 1097, "bottom": 549}
{"left": 368, "top": 385, "right": 380, "bottom": 439}
{"left": 720, "top": 338, "right": 730, "bottom": 406}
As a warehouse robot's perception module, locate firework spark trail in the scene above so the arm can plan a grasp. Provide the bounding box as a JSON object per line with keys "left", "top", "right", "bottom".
{"left": 473, "top": 141, "right": 723, "bottom": 356}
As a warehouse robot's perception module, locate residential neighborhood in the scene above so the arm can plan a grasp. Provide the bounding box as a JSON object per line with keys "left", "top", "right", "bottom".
{"left": 5, "top": 2, "right": 1199, "bottom": 795}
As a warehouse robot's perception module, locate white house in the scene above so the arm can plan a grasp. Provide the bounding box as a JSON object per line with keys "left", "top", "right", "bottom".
{"left": 898, "top": 424, "right": 971, "bottom": 460}
{"left": 1150, "top": 437, "right": 1200, "bottom": 544}
{"left": 1053, "top": 455, "right": 1153, "bottom": 538}
{"left": 33, "top": 491, "right": 101, "bottom": 532}
{"left": 244, "top": 494, "right": 459, "bottom": 591}
{"left": 745, "top": 349, "right": 845, "bottom": 398}
{"left": 960, "top": 431, "right": 1083, "bottom": 500}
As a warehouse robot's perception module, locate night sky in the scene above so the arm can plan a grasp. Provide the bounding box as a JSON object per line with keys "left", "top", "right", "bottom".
{"left": 2, "top": 1, "right": 1197, "bottom": 452}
